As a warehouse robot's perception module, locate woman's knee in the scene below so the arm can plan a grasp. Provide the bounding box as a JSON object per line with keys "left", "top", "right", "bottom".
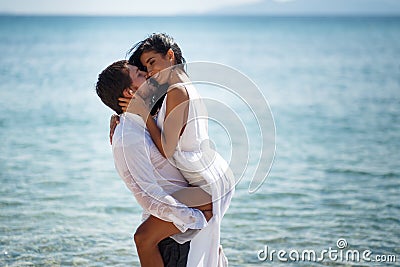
{"left": 134, "top": 227, "right": 147, "bottom": 246}
{"left": 134, "top": 225, "right": 157, "bottom": 248}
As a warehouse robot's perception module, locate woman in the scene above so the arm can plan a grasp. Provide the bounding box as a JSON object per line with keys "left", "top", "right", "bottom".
{"left": 115, "top": 33, "right": 234, "bottom": 266}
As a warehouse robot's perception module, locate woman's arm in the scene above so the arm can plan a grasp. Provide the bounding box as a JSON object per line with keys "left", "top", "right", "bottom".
{"left": 133, "top": 86, "right": 189, "bottom": 158}
{"left": 149, "top": 86, "right": 188, "bottom": 158}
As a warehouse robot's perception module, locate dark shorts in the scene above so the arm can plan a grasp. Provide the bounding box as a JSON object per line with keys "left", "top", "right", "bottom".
{"left": 158, "top": 237, "right": 191, "bottom": 267}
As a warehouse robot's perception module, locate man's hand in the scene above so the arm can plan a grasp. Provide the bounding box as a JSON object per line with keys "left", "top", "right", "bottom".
{"left": 201, "top": 210, "right": 213, "bottom": 222}
{"left": 109, "top": 114, "right": 120, "bottom": 145}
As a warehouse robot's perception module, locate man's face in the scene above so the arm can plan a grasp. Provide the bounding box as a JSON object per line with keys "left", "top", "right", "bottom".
{"left": 127, "top": 65, "right": 146, "bottom": 94}
{"left": 127, "top": 64, "right": 157, "bottom": 100}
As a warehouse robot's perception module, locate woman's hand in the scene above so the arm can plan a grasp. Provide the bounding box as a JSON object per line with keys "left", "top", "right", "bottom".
{"left": 121, "top": 95, "right": 150, "bottom": 120}
{"left": 109, "top": 114, "right": 120, "bottom": 145}
{"left": 118, "top": 97, "right": 131, "bottom": 113}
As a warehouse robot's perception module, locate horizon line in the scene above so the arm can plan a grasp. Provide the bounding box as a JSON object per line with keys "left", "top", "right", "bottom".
{"left": 1, "top": 12, "right": 400, "bottom": 17}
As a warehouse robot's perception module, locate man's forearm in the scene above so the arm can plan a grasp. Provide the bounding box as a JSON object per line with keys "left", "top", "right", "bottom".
{"left": 171, "top": 187, "right": 212, "bottom": 210}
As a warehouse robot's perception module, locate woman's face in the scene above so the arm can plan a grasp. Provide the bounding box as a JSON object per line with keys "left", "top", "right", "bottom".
{"left": 140, "top": 50, "right": 172, "bottom": 78}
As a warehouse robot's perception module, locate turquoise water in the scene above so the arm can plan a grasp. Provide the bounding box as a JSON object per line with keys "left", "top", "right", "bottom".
{"left": 1, "top": 16, "right": 399, "bottom": 266}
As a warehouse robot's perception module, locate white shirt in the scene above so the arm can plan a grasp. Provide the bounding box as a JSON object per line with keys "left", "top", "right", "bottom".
{"left": 112, "top": 113, "right": 207, "bottom": 237}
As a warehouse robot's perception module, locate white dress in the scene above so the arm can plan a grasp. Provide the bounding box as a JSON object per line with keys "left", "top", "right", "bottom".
{"left": 157, "top": 82, "right": 235, "bottom": 267}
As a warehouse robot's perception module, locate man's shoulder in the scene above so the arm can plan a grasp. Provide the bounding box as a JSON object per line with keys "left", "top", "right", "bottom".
{"left": 112, "top": 114, "right": 150, "bottom": 148}
{"left": 112, "top": 123, "right": 124, "bottom": 146}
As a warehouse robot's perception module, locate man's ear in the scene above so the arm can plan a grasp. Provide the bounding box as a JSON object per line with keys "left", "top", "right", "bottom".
{"left": 122, "top": 88, "right": 135, "bottom": 98}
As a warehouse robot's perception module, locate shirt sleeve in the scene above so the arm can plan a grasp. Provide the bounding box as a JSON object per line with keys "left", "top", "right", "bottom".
{"left": 112, "top": 125, "right": 207, "bottom": 233}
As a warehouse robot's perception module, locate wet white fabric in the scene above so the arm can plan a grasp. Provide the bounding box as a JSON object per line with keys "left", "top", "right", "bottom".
{"left": 157, "top": 83, "right": 235, "bottom": 267}
{"left": 112, "top": 113, "right": 208, "bottom": 236}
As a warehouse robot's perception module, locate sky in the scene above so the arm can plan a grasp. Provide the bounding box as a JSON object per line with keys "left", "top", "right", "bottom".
{"left": 0, "top": 0, "right": 260, "bottom": 15}
{"left": 0, "top": 0, "right": 399, "bottom": 16}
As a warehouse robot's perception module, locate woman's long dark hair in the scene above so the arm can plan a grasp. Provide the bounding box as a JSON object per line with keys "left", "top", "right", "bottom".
{"left": 127, "top": 33, "right": 186, "bottom": 71}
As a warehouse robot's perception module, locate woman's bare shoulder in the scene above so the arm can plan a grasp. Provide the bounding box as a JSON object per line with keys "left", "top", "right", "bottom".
{"left": 167, "top": 83, "right": 188, "bottom": 98}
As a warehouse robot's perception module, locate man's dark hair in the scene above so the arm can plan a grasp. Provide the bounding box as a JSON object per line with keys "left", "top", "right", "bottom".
{"left": 96, "top": 60, "right": 131, "bottom": 115}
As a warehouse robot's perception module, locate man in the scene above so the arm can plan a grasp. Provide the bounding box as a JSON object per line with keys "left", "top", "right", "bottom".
{"left": 96, "top": 60, "right": 231, "bottom": 266}
{"left": 96, "top": 60, "right": 208, "bottom": 266}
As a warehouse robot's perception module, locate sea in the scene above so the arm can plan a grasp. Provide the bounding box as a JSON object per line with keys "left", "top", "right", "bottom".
{"left": 0, "top": 16, "right": 399, "bottom": 266}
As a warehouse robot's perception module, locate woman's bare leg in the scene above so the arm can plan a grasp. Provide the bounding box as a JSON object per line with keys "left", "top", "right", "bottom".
{"left": 134, "top": 188, "right": 213, "bottom": 266}
{"left": 134, "top": 215, "right": 182, "bottom": 267}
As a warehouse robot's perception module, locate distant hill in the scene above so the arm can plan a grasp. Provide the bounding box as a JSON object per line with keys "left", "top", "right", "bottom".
{"left": 211, "top": 0, "right": 400, "bottom": 16}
